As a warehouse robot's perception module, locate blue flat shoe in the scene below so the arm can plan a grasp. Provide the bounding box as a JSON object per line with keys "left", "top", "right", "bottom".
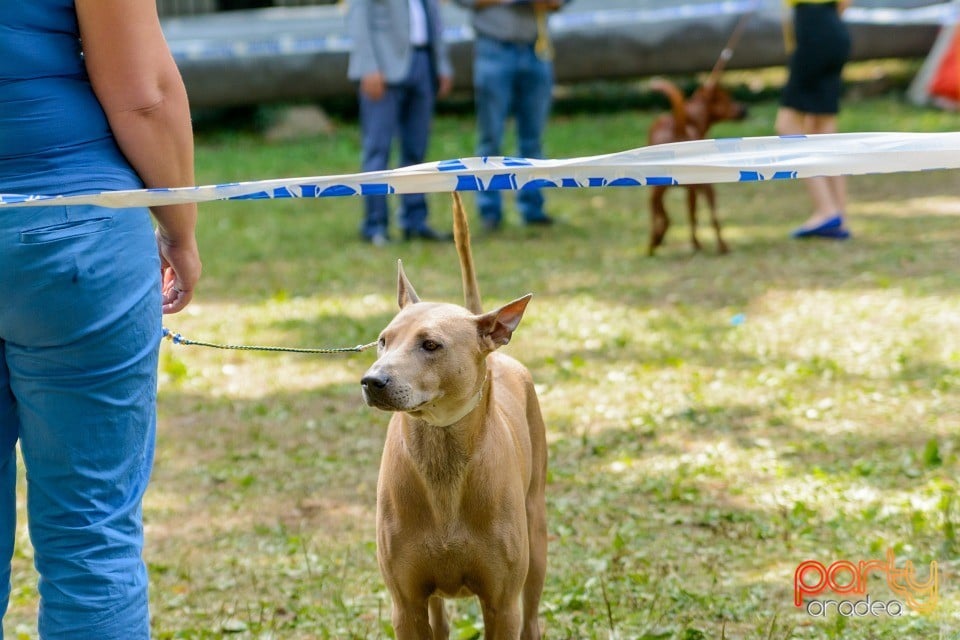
{"left": 811, "top": 226, "right": 851, "bottom": 240}
{"left": 791, "top": 215, "right": 845, "bottom": 239}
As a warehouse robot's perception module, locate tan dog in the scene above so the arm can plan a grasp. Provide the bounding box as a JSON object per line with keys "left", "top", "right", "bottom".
{"left": 647, "top": 77, "right": 747, "bottom": 256}
{"left": 361, "top": 193, "right": 548, "bottom": 640}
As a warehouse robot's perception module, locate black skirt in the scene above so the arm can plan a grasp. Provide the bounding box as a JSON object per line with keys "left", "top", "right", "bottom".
{"left": 780, "top": 2, "right": 851, "bottom": 114}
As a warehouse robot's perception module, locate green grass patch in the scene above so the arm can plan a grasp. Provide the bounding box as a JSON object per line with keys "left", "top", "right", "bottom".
{"left": 7, "top": 65, "right": 960, "bottom": 638}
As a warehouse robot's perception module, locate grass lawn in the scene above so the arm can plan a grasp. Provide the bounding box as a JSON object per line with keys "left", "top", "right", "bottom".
{"left": 6, "top": 64, "right": 960, "bottom": 639}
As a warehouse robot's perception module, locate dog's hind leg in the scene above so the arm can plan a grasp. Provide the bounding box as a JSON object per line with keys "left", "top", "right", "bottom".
{"left": 648, "top": 186, "right": 670, "bottom": 256}
{"left": 701, "top": 185, "right": 728, "bottom": 254}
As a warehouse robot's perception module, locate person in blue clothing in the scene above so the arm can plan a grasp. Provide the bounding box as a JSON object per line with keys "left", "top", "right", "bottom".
{"left": 451, "top": 0, "right": 569, "bottom": 231}
{"left": 347, "top": 0, "right": 454, "bottom": 245}
{"left": 0, "top": 1, "right": 201, "bottom": 638}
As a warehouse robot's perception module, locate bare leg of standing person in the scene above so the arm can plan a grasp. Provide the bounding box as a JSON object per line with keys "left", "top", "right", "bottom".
{"left": 775, "top": 107, "right": 849, "bottom": 236}
{"left": 807, "top": 113, "right": 846, "bottom": 219}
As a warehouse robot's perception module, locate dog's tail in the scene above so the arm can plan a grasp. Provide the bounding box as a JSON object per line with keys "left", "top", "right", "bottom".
{"left": 649, "top": 78, "right": 688, "bottom": 139}
{"left": 452, "top": 192, "right": 483, "bottom": 314}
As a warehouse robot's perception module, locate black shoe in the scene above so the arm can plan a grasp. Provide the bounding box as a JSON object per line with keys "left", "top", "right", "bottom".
{"left": 403, "top": 227, "right": 453, "bottom": 242}
{"left": 524, "top": 215, "right": 555, "bottom": 227}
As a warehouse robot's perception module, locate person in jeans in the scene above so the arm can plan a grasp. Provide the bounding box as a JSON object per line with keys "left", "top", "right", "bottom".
{"left": 452, "top": 0, "right": 570, "bottom": 231}
{"left": 0, "top": 1, "right": 201, "bottom": 638}
{"left": 348, "top": 0, "right": 454, "bottom": 245}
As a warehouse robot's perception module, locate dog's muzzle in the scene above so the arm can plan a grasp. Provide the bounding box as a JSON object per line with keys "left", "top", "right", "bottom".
{"left": 362, "top": 371, "right": 420, "bottom": 412}
{"left": 361, "top": 371, "right": 391, "bottom": 408}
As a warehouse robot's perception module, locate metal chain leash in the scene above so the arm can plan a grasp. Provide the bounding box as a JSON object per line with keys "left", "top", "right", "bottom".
{"left": 161, "top": 327, "right": 377, "bottom": 355}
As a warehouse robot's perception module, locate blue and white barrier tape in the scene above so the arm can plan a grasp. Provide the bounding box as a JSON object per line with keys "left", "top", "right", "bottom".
{"left": 2, "top": 132, "right": 959, "bottom": 209}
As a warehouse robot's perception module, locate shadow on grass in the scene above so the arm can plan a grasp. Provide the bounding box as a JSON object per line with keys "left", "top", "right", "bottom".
{"left": 147, "top": 364, "right": 957, "bottom": 638}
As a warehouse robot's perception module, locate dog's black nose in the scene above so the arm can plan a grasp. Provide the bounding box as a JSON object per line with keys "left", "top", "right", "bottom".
{"left": 361, "top": 373, "right": 389, "bottom": 390}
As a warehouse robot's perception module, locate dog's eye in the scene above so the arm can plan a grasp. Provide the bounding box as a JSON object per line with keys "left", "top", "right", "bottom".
{"left": 422, "top": 339, "right": 441, "bottom": 352}
{"left": 378, "top": 337, "right": 386, "bottom": 349}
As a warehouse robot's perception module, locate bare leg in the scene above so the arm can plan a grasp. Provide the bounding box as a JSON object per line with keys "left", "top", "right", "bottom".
{"left": 775, "top": 107, "right": 847, "bottom": 230}
{"left": 808, "top": 114, "right": 847, "bottom": 217}
{"left": 801, "top": 176, "right": 841, "bottom": 221}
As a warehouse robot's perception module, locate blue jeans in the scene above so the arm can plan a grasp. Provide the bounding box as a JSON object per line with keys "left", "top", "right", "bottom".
{"left": 0, "top": 204, "right": 160, "bottom": 640}
{"left": 359, "top": 48, "right": 437, "bottom": 239}
{"left": 473, "top": 34, "right": 554, "bottom": 225}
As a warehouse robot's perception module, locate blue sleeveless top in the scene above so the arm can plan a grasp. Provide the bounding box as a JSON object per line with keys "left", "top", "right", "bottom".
{"left": 0, "top": 0, "right": 143, "bottom": 197}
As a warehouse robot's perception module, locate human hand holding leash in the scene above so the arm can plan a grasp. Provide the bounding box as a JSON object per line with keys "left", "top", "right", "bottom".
{"left": 156, "top": 220, "right": 201, "bottom": 315}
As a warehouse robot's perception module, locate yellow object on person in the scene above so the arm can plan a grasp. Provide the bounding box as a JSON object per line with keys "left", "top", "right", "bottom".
{"left": 534, "top": 6, "right": 553, "bottom": 61}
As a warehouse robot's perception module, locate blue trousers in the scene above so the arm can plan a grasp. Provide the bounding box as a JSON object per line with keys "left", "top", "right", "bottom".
{"left": 359, "top": 48, "right": 437, "bottom": 239}
{"left": 0, "top": 204, "right": 160, "bottom": 640}
{"left": 473, "top": 34, "right": 554, "bottom": 225}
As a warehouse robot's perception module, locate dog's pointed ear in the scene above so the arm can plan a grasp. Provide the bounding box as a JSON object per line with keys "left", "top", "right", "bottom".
{"left": 397, "top": 260, "right": 421, "bottom": 309}
{"left": 476, "top": 294, "right": 532, "bottom": 350}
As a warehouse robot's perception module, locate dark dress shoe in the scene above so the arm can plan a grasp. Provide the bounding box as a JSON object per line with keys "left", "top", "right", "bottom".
{"left": 524, "top": 215, "right": 555, "bottom": 227}
{"left": 403, "top": 227, "right": 453, "bottom": 242}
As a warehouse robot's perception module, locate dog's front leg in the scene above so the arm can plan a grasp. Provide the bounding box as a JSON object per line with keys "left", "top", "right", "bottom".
{"left": 428, "top": 596, "right": 450, "bottom": 640}
{"left": 480, "top": 594, "right": 523, "bottom": 640}
{"left": 522, "top": 503, "right": 547, "bottom": 640}
{"left": 648, "top": 186, "right": 670, "bottom": 256}
{"left": 391, "top": 594, "right": 432, "bottom": 640}
{"left": 686, "top": 186, "right": 702, "bottom": 252}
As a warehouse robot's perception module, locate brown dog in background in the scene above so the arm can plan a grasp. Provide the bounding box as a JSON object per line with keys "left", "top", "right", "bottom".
{"left": 646, "top": 78, "right": 747, "bottom": 256}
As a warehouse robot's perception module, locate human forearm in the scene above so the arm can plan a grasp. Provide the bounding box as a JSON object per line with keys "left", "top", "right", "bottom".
{"left": 77, "top": 0, "right": 197, "bottom": 238}
{"left": 105, "top": 84, "right": 201, "bottom": 312}
{"left": 104, "top": 80, "right": 198, "bottom": 242}
{"left": 77, "top": 0, "right": 201, "bottom": 312}
{"left": 106, "top": 84, "right": 197, "bottom": 235}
